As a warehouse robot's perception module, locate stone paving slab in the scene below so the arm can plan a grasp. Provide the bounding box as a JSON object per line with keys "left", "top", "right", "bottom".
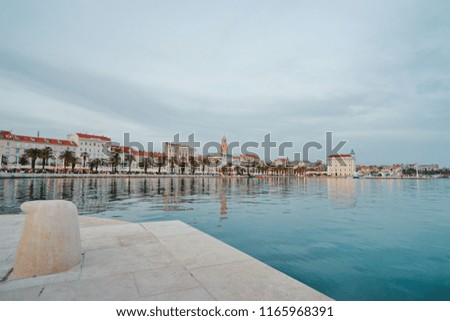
{"left": 0, "top": 215, "right": 332, "bottom": 301}
{"left": 190, "top": 260, "right": 329, "bottom": 301}
{"left": 155, "top": 230, "right": 253, "bottom": 270}
{"left": 40, "top": 273, "right": 140, "bottom": 301}
{"left": 80, "top": 243, "right": 180, "bottom": 280}
{"left": 134, "top": 266, "right": 204, "bottom": 298}
{"left": 139, "top": 287, "right": 215, "bottom": 301}
{"left": 0, "top": 215, "right": 24, "bottom": 281}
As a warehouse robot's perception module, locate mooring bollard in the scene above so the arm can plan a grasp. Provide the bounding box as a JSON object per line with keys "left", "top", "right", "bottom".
{"left": 13, "top": 200, "right": 82, "bottom": 278}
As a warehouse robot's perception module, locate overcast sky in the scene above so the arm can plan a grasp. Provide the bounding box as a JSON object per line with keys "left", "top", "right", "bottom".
{"left": 1, "top": 0, "right": 449, "bottom": 165}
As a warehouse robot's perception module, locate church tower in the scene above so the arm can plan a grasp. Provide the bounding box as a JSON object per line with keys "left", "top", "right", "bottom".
{"left": 221, "top": 135, "right": 228, "bottom": 156}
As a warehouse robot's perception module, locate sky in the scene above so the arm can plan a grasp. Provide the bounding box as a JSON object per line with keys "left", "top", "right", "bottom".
{"left": 1, "top": 0, "right": 449, "bottom": 166}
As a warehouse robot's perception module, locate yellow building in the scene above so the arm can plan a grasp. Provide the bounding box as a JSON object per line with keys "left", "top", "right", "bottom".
{"left": 327, "top": 150, "right": 356, "bottom": 177}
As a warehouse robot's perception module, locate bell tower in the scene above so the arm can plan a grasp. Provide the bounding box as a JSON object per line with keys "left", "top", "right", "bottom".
{"left": 221, "top": 135, "right": 228, "bottom": 156}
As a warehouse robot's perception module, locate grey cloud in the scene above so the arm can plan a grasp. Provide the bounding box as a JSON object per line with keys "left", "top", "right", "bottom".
{"left": 1, "top": 1, "right": 450, "bottom": 165}
{"left": 0, "top": 49, "right": 183, "bottom": 130}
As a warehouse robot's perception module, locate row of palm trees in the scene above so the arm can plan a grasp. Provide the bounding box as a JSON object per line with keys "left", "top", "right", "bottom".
{"left": 216, "top": 163, "right": 307, "bottom": 176}
{"left": 18, "top": 147, "right": 142, "bottom": 174}
{"left": 16, "top": 147, "right": 310, "bottom": 176}
{"left": 18, "top": 147, "right": 84, "bottom": 172}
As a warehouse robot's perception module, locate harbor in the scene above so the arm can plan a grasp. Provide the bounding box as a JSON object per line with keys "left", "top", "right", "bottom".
{"left": 1, "top": 176, "right": 450, "bottom": 300}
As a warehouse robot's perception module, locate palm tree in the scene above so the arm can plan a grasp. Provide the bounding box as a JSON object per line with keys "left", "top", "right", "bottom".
{"left": 18, "top": 155, "right": 29, "bottom": 170}
{"left": 125, "top": 154, "right": 136, "bottom": 174}
{"left": 199, "top": 156, "right": 209, "bottom": 175}
{"left": 89, "top": 158, "right": 102, "bottom": 173}
{"left": 202, "top": 156, "right": 211, "bottom": 174}
{"left": 180, "top": 156, "right": 187, "bottom": 175}
{"left": 59, "top": 150, "right": 76, "bottom": 172}
{"left": 189, "top": 156, "right": 197, "bottom": 175}
{"left": 40, "top": 147, "right": 54, "bottom": 170}
{"left": 156, "top": 154, "right": 166, "bottom": 174}
{"left": 294, "top": 165, "right": 306, "bottom": 176}
{"left": 24, "top": 148, "right": 42, "bottom": 172}
{"left": 80, "top": 152, "right": 90, "bottom": 169}
{"left": 140, "top": 157, "right": 152, "bottom": 174}
{"left": 109, "top": 151, "right": 121, "bottom": 174}
{"left": 170, "top": 157, "right": 176, "bottom": 174}
{"left": 71, "top": 157, "right": 80, "bottom": 172}
{"left": 208, "top": 158, "right": 218, "bottom": 175}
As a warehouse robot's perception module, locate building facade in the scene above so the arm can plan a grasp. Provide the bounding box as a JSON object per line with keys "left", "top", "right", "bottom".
{"left": 327, "top": 150, "right": 356, "bottom": 177}
{"left": 0, "top": 130, "right": 77, "bottom": 169}
{"left": 67, "top": 133, "right": 111, "bottom": 161}
{"left": 163, "top": 142, "right": 195, "bottom": 161}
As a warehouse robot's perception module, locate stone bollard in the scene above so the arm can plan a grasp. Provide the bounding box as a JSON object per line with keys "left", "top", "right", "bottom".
{"left": 13, "top": 200, "right": 82, "bottom": 278}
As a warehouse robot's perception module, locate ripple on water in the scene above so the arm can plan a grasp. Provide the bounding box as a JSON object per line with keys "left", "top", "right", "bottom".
{"left": 1, "top": 177, "right": 450, "bottom": 300}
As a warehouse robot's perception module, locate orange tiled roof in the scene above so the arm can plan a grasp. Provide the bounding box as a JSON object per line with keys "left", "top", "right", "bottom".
{"left": 243, "top": 154, "right": 260, "bottom": 159}
{"left": 76, "top": 133, "right": 111, "bottom": 141}
{"left": 0, "top": 131, "right": 77, "bottom": 147}
{"left": 328, "top": 154, "right": 352, "bottom": 158}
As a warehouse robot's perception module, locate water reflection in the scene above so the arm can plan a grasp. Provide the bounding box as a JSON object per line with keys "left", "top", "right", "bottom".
{"left": 218, "top": 186, "right": 228, "bottom": 218}
{"left": 327, "top": 178, "right": 357, "bottom": 208}
{"left": 0, "top": 177, "right": 280, "bottom": 215}
{"left": 1, "top": 177, "right": 450, "bottom": 300}
{"left": 0, "top": 177, "right": 364, "bottom": 216}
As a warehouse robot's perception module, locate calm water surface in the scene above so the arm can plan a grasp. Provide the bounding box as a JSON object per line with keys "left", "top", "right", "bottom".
{"left": 1, "top": 177, "right": 449, "bottom": 300}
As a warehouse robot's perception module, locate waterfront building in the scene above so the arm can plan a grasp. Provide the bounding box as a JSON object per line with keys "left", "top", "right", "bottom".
{"left": 163, "top": 142, "right": 195, "bottom": 161}
{"left": 418, "top": 164, "right": 440, "bottom": 171}
{"left": 273, "top": 157, "right": 289, "bottom": 167}
{"left": 232, "top": 155, "right": 240, "bottom": 166}
{"left": 67, "top": 133, "right": 111, "bottom": 161}
{"left": 162, "top": 142, "right": 196, "bottom": 174}
{"left": 237, "top": 154, "right": 260, "bottom": 175}
{"left": 203, "top": 136, "right": 231, "bottom": 173}
{"left": 239, "top": 153, "right": 260, "bottom": 164}
{"left": 327, "top": 150, "right": 356, "bottom": 177}
{"left": 0, "top": 130, "right": 77, "bottom": 170}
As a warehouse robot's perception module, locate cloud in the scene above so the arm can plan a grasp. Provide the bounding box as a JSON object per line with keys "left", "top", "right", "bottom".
{"left": 0, "top": 49, "right": 180, "bottom": 126}
{"left": 0, "top": 0, "right": 449, "bottom": 165}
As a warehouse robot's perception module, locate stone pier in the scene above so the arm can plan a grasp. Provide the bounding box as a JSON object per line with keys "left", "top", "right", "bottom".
{"left": 0, "top": 215, "right": 332, "bottom": 301}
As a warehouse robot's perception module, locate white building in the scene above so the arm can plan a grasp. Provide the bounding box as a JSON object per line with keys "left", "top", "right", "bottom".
{"left": 163, "top": 143, "right": 195, "bottom": 161}
{"left": 417, "top": 164, "right": 439, "bottom": 171}
{"left": 327, "top": 150, "right": 356, "bottom": 177}
{"left": 0, "top": 130, "right": 77, "bottom": 169}
{"left": 67, "top": 133, "right": 111, "bottom": 160}
{"left": 273, "top": 157, "right": 289, "bottom": 167}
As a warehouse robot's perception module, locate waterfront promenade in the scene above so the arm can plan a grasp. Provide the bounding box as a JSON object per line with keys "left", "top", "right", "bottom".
{"left": 0, "top": 215, "right": 331, "bottom": 301}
